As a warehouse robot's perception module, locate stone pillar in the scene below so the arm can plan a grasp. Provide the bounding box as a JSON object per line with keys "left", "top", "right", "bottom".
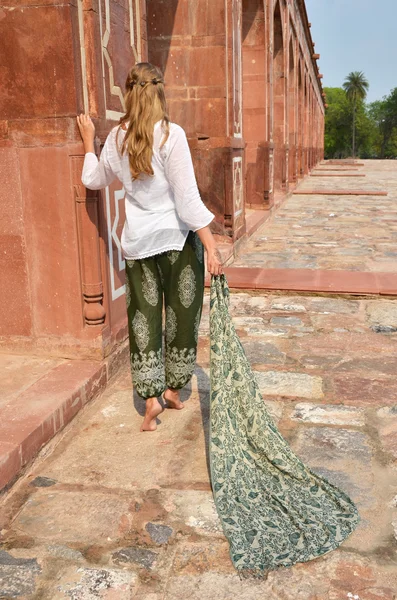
{"left": 307, "top": 88, "right": 311, "bottom": 170}
{"left": 263, "top": 0, "right": 275, "bottom": 206}
{"left": 272, "top": 0, "right": 286, "bottom": 193}
{"left": 241, "top": 0, "right": 269, "bottom": 208}
{"left": 303, "top": 73, "right": 310, "bottom": 175}
{"left": 0, "top": 0, "right": 147, "bottom": 358}
{"left": 288, "top": 35, "right": 297, "bottom": 184}
{"left": 297, "top": 60, "right": 304, "bottom": 178}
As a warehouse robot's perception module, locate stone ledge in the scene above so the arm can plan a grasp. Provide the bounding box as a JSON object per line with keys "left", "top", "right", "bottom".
{"left": 325, "top": 160, "right": 365, "bottom": 166}
{"left": 314, "top": 168, "right": 360, "bottom": 172}
{"left": 206, "top": 268, "right": 397, "bottom": 296}
{"left": 294, "top": 189, "right": 388, "bottom": 196}
{"left": 310, "top": 173, "right": 366, "bottom": 177}
{"left": 0, "top": 341, "right": 129, "bottom": 493}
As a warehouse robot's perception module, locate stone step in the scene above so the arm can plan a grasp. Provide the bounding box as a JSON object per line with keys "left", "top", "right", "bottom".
{"left": 206, "top": 268, "right": 397, "bottom": 295}
{"left": 0, "top": 343, "right": 129, "bottom": 492}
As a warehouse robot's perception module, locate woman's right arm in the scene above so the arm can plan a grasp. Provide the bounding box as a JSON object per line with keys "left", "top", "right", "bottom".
{"left": 195, "top": 226, "right": 223, "bottom": 276}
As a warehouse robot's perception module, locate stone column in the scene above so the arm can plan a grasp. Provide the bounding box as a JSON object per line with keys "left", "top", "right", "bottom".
{"left": 241, "top": 0, "right": 270, "bottom": 208}
{"left": 263, "top": 0, "right": 275, "bottom": 207}
{"left": 288, "top": 35, "right": 297, "bottom": 185}
{"left": 272, "top": 0, "right": 287, "bottom": 193}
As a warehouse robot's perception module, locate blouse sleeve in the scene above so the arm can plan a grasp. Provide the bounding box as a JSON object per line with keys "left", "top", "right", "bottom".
{"left": 81, "top": 134, "right": 117, "bottom": 190}
{"left": 164, "top": 125, "right": 214, "bottom": 231}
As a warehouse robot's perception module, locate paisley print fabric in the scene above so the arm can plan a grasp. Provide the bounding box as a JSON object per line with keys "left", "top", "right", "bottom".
{"left": 131, "top": 349, "right": 164, "bottom": 399}
{"left": 178, "top": 265, "right": 196, "bottom": 308}
{"left": 125, "top": 232, "right": 204, "bottom": 399}
{"left": 168, "top": 250, "right": 180, "bottom": 265}
{"left": 131, "top": 310, "right": 150, "bottom": 352}
{"left": 165, "top": 347, "right": 197, "bottom": 390}
{"left": 165, "top": 306, "right": 178, "bottom": 345}
{"left": 209, "top": 275, "right": 360, "bottom": 578}
{"left": 142, "top": 263, "right": 159, "bottom": 307}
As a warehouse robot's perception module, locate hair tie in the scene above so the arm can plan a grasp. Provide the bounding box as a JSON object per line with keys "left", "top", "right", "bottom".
{"left": 128, "top": 78, "right": 164, "bottom": 90}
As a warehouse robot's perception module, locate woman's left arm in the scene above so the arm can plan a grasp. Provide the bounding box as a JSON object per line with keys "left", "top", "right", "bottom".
{"left": 77, "top": 114, "right": 116, "bottom": 190}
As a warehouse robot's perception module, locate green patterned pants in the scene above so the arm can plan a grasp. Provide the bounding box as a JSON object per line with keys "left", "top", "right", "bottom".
{"left": 125, "top": 232, "right": 205, "bottom": 399}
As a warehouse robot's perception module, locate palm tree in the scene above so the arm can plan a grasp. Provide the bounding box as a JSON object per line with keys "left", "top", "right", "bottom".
{"left": 343, "top": 71, "right": 369, "bottom": 158}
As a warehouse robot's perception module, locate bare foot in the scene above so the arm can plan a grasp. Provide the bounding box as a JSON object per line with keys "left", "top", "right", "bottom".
{"left": 163, "top": 388, "right": 184, "bottom": 410}
{"left": 140, "top": 397, "right": 163, "bottom": 432}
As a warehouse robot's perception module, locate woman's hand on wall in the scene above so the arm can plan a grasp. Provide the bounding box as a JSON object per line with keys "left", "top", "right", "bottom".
{"left": 77, "top": 114, "right": 96, "bottom": 154}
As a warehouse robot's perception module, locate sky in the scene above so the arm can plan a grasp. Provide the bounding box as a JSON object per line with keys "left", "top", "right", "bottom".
{"left": 304, "top": 0, "right": 397, "bottom": 103}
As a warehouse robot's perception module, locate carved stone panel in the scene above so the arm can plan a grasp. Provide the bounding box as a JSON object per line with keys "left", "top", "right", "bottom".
{"left": 98, "top": 0, "right": 144, "bottom": 120}
{"left": 103, "top": 183, "right": 127, "bottom": 302}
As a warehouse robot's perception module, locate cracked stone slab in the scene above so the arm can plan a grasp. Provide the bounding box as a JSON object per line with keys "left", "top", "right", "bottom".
{"left": 263, "top": 400, "right": 283, "bottom": 425}
{"left": 0, "top": 551, "right": 41, "bottom": 598}
{"left": 30, "top": 476, "right": 57, "bottom": 488}
{"left": 164, "top": 550, "right": 397, "bottom": 599}
{"left": 53, "top": 566, "right": 138, "bottom": 600}
{"left": 46, "top": 545, "right": 85, "bottom": 562}
{"left": 309, "top": 298, "right": 360, "bottom": 314}
{"left": 255, "top": 371, "right": 324, "bottom": 399}
{"left": 247, "top": 327, "right": 288, "bottom": 337}
{"left": 270, "top": 317, "right": 304, "bottom": 327}
{"left": 270, "top": 303, "right": 307, "bottom": 313}
{"left": 294, "top": 427, "right": 372, "bottom": 463}
{"left": 241, "top": 341, "right": 286, "bottom": 365}
{"left": 13, "top": 490, "right": 132, "bottom": 544}
{"left": 376, "top": 406, "right": 397, "bottom": 459}
{"left": 366, "top": 301, "right": 397, "bottom": 329}
{"left": 145, "top": 523, "right": 173, "bottom": 545}
{"left": 291, "top": 427, "right": 374, "bottom": 510}
{"left": 232, "top": 317, "right": 265, "bottom": 327}
{"left": 112, "top": 547, "right": 158, "bottom": 569}
{"left": 167, "top": 490, "right": 223, "bottom": 536}
{"left": 292, "top": 425, "right": 374, "bottom": 488}
{"left": 291, "top": 403, "right": 365, "bottom": 426}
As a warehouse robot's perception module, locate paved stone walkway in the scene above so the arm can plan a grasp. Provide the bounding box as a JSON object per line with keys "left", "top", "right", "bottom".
{"left": 234, "top": 161, "right": 397, "bottom": 272}
{"left": 2, "top": 161, "right": 397, "bottom": 598}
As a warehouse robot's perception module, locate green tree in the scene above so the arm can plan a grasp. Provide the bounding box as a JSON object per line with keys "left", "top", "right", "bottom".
{"left": 324, "top": 87, "right": 351, "bottom": 158}
{"left": 343, "top": 71, "right": 369, "bottom": 157}
{"left": 324, "top": 87, "right": 377, "bottom": 159}
{"left": 368, "top": 88, "right": 397, "bottom": 158}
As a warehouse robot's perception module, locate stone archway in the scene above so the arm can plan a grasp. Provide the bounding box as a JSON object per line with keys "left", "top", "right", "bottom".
{"left": 273, "top": 0, "right": 286, "bottom": 191}
{"left": 242, "top": 0, "right": 266, "bottom": 206}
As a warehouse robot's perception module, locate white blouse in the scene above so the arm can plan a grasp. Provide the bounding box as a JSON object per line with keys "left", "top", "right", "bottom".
{"left": 81, "top": 121, "right": 214, "bottom": 260}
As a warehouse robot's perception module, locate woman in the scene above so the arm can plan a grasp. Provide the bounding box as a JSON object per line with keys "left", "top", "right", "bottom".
{"left": 77, "top": 62, "right": 222, "bottom": 432}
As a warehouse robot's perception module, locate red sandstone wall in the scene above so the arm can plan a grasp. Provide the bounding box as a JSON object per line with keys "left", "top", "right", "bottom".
{"left": 0, "top": 0, "right": 324, "bottom": 355}
{"left": 0, "top": 0, "right": 147, "bottom": 357}
{"left": 147, "top": 0, "right": 324, "bottom": 222}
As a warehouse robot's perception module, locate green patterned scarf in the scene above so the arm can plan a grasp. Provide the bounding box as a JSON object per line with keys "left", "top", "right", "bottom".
{"left": 209, "top": 275, "right": 360, "bottom": 578}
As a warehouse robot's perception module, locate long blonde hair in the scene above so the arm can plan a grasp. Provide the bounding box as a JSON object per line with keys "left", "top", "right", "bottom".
{"left": 119, "top": 63, "right": 170, "bottom": 180}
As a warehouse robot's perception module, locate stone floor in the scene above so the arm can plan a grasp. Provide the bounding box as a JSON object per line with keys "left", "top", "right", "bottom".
{"left": 234, "top": 161, "right": 397, "bottom": 273}
{"left": 1, "top": 290, "right": 397, "bottom": 598}
{"left": 1, "top": 160, "right": 397, "bottom": 598}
